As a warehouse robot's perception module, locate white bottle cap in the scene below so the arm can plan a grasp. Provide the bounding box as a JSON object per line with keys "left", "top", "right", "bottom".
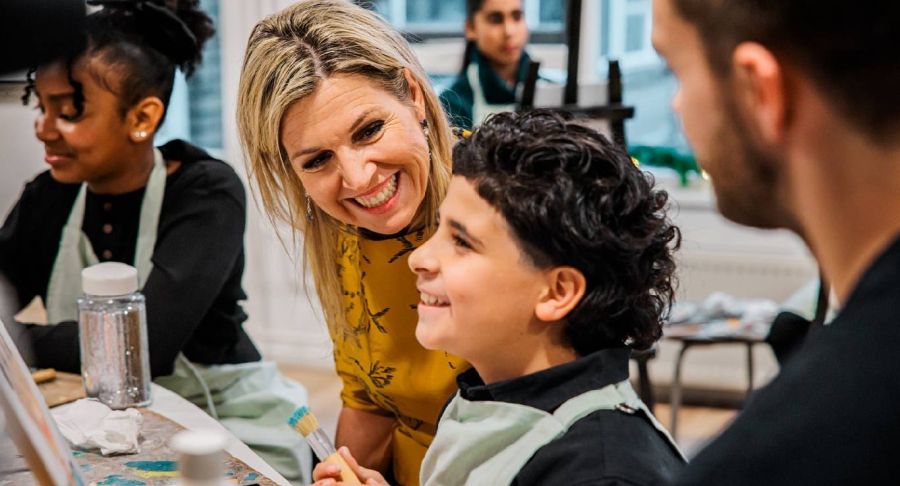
{"left": 81, "top": 262, "right": 139, "bottom": 296}
{"left": 170, "top": 429, "right": 230, "bottom": 481}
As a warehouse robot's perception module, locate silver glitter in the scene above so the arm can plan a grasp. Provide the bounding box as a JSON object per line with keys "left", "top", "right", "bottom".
{"left": 78, "top": 293, "right": 152, "bottom": 409}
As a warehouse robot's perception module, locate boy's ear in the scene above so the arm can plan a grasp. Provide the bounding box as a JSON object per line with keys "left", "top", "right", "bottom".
{"left": 535, "top": 267, "right": 586, "bottom": 323}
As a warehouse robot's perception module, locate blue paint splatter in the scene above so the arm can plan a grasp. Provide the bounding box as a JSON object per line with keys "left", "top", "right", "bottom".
{"left": 79, "top": 463, "right": 92, "bottom": 471}
{"left": 71, "top": 450, "right": 85, "bottom": 457}
{"left": 97, "top": 475, "right": 145, "bottom": 486}
{"left": 245, "top": 472, "right": 259, "bottom": 480}
{"left": 124, "top": 460, "right": 178, "bottom": 472}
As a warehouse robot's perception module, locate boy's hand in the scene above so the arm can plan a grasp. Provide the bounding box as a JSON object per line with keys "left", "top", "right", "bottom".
{"left": 311, "top": 446, "right": 390, "bottom": 486}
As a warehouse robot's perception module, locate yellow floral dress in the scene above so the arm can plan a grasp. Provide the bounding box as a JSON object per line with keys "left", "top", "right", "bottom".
{"left": 332, "top": 227, "right": 467, "bottom": 486}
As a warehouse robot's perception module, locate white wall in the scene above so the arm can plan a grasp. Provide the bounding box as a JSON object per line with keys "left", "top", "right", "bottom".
{"left": 0, "top": 83, "right": 45, "bottom": 214}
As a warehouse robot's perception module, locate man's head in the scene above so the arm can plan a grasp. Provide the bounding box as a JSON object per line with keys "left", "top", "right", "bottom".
{"left": 652, "top": 0, "right": 900, "bottom": 229}
{"left": 409, "top": 111, "right": 679, "bottom": 373}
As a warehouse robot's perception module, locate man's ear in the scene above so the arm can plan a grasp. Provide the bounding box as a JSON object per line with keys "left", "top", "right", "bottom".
{"left": 535, "top": 267, "right": 586, "bottom": 323}
{"left": 731, "top": 42, "right": 789, "bottom": 144}
{"left": 402, "top": 68, "right": 427, "bottom": 122}
{"left": 127, "top": 96, "right": 165, "bottom": 143}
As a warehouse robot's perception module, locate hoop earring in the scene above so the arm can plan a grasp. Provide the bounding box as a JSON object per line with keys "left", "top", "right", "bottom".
{"left": 305, "top": 194, "right": 314, "bottom": 222}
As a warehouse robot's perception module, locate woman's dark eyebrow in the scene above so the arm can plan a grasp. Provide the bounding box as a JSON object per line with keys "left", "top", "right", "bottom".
{"left": 349, "top": 108, "right": 377, "bottom": 133}
{"left": 448, "top": 219, "right": 485, "bottom": 249}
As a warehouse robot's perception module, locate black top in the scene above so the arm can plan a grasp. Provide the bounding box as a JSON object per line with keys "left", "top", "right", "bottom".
{"left": 0, "top": 140, "right": 260, "bottom": 378}
{"left": 673, "top": 235, "right": 900, "bottom": 485}
{"left": 454, "top": 347, "right": 684, "bottom": 486}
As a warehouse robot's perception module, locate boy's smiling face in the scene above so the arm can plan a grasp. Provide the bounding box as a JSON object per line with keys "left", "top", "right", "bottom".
{"left": 409, "top": 176, "right": 564, "bottom": 380}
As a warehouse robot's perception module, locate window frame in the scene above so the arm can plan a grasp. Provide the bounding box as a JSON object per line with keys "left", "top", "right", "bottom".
{"left": 363, "top": 0, "right": 566, "bottom": 44}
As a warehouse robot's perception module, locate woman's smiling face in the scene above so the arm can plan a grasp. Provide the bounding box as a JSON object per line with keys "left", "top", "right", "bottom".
{"left": 280, "top": 72, "right": 430, "bottom": 235}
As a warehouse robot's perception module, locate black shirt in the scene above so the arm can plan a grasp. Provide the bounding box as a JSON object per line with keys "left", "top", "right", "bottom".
{"left": 673, "top": 235, "right": 900, "bottom": 485}
{"left": 0, "top": 140, "right": 260, "bottom": 378}
{"left": 454, "top": 347, "right": 685, "bottom": 486}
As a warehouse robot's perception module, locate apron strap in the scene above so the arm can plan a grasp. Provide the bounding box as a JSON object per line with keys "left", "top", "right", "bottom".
{"left": 491, "top": 380, "right": 684, "bottom": 481}
{"left": 560, "top": 380, "right": 686, "bottom": 462}
{"left": 134, "top": 148, "right": 166, "bottom": 288}
{"left": 44, "top": 149, "right": 167, "bottom": 323}
{"left": 422, "top": 379, "right": 684, "bottom": 485}
{"left": 467, "top": 63, "right": 517, "bottom": 127}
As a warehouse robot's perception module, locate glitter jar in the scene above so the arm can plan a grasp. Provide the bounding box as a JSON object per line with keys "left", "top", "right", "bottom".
{"left": 78, "top": 262, "right": 152, "bottom": 409}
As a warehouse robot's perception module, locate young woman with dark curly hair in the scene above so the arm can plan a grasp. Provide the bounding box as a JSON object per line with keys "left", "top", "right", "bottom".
{"left": 313, "top": 110, "right": 685, "bottom": 486}
{"left": 2, "top": 0, "right": 309, "bottom": 480}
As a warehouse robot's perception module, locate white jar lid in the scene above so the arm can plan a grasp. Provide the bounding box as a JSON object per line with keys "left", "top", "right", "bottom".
{"left": 170, "top": 429, "right": 230, "bottom": 480}
{"left": 81, "top": 262, "right": 138, "bottom": 296}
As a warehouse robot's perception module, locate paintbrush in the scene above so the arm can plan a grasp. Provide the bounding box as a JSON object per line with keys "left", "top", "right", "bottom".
{"left": 288, "top": 406, "right": 361, "bottom": 484}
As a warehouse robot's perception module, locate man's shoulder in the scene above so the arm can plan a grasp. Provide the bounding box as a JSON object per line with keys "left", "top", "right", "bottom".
{"left": 676, "top": 313, "right": 900, "bottom": 485}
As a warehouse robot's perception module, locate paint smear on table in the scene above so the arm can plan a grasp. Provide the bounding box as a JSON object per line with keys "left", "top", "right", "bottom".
{"left": 124, "top": 460, "right": 179, "bottom": 478}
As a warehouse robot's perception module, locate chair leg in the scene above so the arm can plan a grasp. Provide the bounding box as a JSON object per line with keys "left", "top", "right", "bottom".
{"left": 670, "top": 343, "right": 691, "bottom": 441}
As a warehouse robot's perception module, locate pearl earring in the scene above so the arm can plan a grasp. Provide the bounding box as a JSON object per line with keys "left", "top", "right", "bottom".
{"left": 421, "top": 119, "right": 432, "bottom": 163}
{"left": 134, "top": 130, "right": 147, "bottom": 140}
{"left": 305, "top": 194, "right": 314, "bottom": 222}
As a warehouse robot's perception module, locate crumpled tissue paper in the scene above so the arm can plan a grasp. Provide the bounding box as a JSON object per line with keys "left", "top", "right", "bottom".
{"left": 52, "top": 398, "right": 143, "bottom": 455}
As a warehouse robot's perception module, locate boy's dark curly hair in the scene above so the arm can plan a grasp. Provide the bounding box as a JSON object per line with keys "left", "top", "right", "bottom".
{"left": 453, "top": 110, "right": 680, "bottom": 354}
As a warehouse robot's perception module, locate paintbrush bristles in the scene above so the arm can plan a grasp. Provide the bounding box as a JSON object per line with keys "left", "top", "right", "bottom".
{"left": 288, "top": 406, "right": 321, "bottom": 436}
{"left": 294, "top": 412, "right": 320, "bottom": 436}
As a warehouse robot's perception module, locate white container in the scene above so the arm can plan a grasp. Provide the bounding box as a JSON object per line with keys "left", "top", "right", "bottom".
{"left": 170, "top": 429, "right": 230, "bottom": 486}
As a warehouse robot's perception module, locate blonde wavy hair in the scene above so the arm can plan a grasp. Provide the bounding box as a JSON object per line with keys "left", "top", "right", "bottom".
{"left": 236, "top": 0, "right": 453, "bottom": 333}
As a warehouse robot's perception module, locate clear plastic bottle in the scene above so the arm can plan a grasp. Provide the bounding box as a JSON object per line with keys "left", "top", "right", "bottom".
{"left": 77, "top": 262, "right": 152, "bottom": 409}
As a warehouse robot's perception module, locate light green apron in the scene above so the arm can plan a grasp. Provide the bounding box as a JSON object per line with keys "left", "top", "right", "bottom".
{"left": 42, "top": 149, "right": 311, "bottom": 483}
{"left": 467, "top": 63, "right": 517, "bottom": 128}
{"left": 420, "top": 380, "right": 684, "bottom": 486}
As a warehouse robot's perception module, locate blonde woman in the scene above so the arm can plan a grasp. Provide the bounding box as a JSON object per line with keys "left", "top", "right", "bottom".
{"left": 237, "top": 1, "right": 467, "bottom": 484}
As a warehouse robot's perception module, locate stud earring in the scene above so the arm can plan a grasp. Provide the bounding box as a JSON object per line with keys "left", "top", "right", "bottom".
{"left": 134, "top": 130, "right": 147, "bottom": 140}
{"left": 305, "top": 194, "right": 314, "bottom": 222}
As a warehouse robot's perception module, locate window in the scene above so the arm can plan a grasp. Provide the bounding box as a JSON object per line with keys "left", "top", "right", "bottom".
{"left": 366, "top": 0, "right": 565, "bottom": 40}
{"left": 186, "top": 0, "right": 223, "bottom": 150}
{"left": 156, "top": 0, "right": 224, "bottom": 151}
{"left": 598, "top": 0, "right": 656, "bottom": 70}
{"left": 593, "top": 0, "right": 688, "bottom": 151}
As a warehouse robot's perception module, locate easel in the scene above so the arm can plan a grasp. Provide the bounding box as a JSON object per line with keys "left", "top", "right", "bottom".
{"left": 518, "top": 0, "right": 636, "bottom": 149}
{"left": 0, "top": 318, "right": 84, "bottom": 485}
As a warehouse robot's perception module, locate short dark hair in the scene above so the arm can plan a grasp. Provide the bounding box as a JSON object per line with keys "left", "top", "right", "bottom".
{"left": 453, "top": 111, "right": 680, "bottom": 353}
{"left": 23, "top": 0, "right": 214, "bottom": 123}
{"left": 672, "top": 0, "right": 900, "bottom": 143}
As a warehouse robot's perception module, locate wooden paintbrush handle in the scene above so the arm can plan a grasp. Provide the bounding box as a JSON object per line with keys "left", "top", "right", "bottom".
{"left": 31, "top": 368, "right": 56, "bottom": 384}
{"left": 325, "top": 452, "right": 362, "bottom": 484}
